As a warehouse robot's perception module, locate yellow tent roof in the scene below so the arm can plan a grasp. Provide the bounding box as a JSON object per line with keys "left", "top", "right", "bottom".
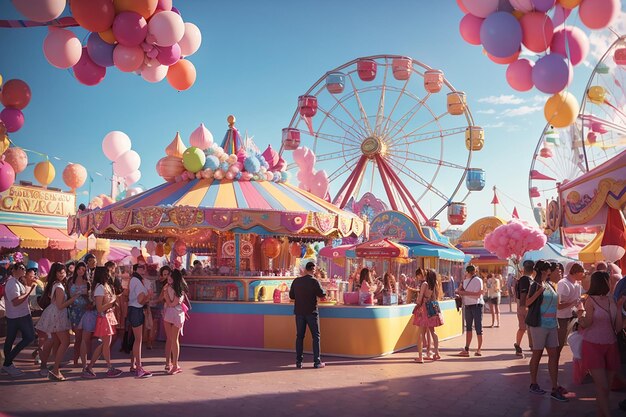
{"left": 578, "top": 231, "right": 604, "bottom": 263}
{"left": 7, "top": 225, "right": 49, "bottom": 249}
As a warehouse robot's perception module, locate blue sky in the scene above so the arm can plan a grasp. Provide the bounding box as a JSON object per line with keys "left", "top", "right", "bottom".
{"left": 0, "top": 0, "right": 624, "bottom": 230}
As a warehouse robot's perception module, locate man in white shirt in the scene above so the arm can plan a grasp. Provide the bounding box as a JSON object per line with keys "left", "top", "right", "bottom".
{"left": 557, "top": 262, "right": 583, "bottom": 354}
{"left": 456, "top": 264, "right": 484, "bottom": 357}
{"left": 2, "top": 262, "right": 37, "bottom": 377}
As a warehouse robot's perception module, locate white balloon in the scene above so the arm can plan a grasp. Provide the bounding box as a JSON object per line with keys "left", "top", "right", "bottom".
{"left": 141, "top": 63, "right": 168, "bottom": 83}
{"left": 102, "top": 131, "right": 131, "bottom": 161}
{"left": 179, "top": 22, "right": 202, "bottom": 56}
{"left": 125, "top": 170, "right": 141, "bottom": 186}
{"left": 113, "top": 150, "right": 141, "bottom": 177}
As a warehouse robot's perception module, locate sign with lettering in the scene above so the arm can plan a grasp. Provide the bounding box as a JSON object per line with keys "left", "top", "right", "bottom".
{"left": 0, "top": 185, "right": 76, "bottom": 217}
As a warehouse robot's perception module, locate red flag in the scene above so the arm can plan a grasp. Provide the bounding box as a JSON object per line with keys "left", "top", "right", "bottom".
{"left": 512, "top": 207, "right": 519, "bottom": 219}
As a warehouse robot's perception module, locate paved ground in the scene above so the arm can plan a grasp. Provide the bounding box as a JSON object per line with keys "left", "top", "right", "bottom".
{"left": 1, "top": 305, "right": 625, "bottom": 417}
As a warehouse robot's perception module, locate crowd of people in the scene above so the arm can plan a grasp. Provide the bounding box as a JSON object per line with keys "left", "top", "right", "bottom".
{"left": 1, "top": 256, "right": 190, "bottom": 381}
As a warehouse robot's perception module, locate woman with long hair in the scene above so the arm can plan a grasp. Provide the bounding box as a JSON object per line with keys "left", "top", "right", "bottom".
{"left": 128, "top": 263, "right": 152, "bottom": 378}
{"left": 486, "top": 273, "right": 502, "bottom": 328}
{"left": 67, "top": 261, "right": 90, "bottom": 367}
{"left": 413, "top": 269, "right": 443, "bottom": 362}
{"left": 36, "top": 263, "right": 80, "bottom": 381}
{"left": 578, "top": 271, "right": 626, "bottom": 417}
{"left": 163, "top": 269, "right": 189, "bottom": 375}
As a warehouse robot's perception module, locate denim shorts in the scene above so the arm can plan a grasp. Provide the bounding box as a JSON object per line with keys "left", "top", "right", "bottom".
{"left": 464, "top": 304, "right": 484, "bottom": 335}
{"left": 127, "top": 306, "right": 145, "bottom": 328}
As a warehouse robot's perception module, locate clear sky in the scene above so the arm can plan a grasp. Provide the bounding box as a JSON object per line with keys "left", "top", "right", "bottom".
{"left": 0, "top": 0, "right": 624, "bottom": 230}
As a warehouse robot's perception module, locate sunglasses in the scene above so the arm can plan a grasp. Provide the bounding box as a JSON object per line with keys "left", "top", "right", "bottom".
{"left": 16, "top": 266, "right": 26, "bottom": 271}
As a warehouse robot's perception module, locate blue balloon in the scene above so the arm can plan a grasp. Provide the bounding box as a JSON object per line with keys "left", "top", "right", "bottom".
{"left": 244, "top": 156, "right": 261, "bottom": 173}
{"left": 204, "top": 155, "right": 220, "bottom": 170}
{"left": 86, "top": 32, "right": 114, "bottom": 68}
{"left": 219, "top": 162, "right": 229, "bottom": 171}
{"left": 480, "top": 12, "right": 522, "bottom": 58}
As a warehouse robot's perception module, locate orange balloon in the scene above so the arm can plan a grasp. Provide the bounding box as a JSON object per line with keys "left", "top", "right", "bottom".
{"left": 62, "top": 163, "right": 87, "bottom": 190}
{"left": 166, "top": 59, "right": 197, "bottom": 91}
{"left": 0, "top": 79, "right": 31, "bottom": 110}
{"left": 70, "top": 0, "right": 116, "bottom": 33}
{"left": 98, "top": 29, "right": 117, "bottom": 44}
{"left": 113, "top": 0, "right": 158, "bottom": 19}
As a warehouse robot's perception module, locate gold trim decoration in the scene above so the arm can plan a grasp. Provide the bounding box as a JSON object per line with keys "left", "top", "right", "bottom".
{"left": 564, "top": 179, "right": 626, "bottom": 225}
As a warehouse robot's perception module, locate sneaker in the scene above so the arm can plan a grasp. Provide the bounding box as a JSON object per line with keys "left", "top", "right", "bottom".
{"left": 551, "top": 389, "right": 569, "bottom": 402}
{"left": 529, "top": 384, "right": 546, "bottom": 395}
{"left": 313, "top": 362, "right": 326, "bottom": 369}
{"left": 129, "top": 367, "right": 137, "bottom": 376}
{"left": 557, "top": 386, "right": 569, "bottom": 395}
{"left": 2, "top": 364, "right": 24, "bottom": 377}
{"left": 81, "top": 368, "right": 97, "bottom": 379}
{"left": 458, "top": 349, "right": 470, "bottom": 357}
{"left": 514, "top": 343, "right": 522, "bottom": 354}
{"left": 135, "top": 368, "right": 153, "bottom": 379}
{"left": 106, "top": 368, "right": 123, "bottom": 378}
{"left": 295, "top": 363, "right": 302, "bottom": 369}
{"left": 34, "top": 355, "right": 42, "bottom": 365}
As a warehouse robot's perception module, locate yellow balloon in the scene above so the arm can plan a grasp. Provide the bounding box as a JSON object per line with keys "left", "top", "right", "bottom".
{"left": 163, "top": 242, "right": 172, "bottom": 255}
{"left": 34, "top": 160, "right": 56, "bottom": 186}
{"left": 544, "top": 92, "right": 579, "bottom": 128}
{"left": 0, "top": 136, "right": 9, "bottom": 155}
{"left": 587, "top": 86, "right": 606, "bottom": 105}
{"left": 558, "top": 0, "right": 582, "bottom": 9}
{"left": 0, "top": 73, "right": 3, "bottom": 87}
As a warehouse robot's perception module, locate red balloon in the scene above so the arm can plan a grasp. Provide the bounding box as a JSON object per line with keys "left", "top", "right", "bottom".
{"left": 70, "top": 0, "right": 116, "bottom": 33}
{"left": 0, "top": 79, "right": 31, "bottom": 109}
{"left": 73, "top": 47, "right": 106, "bottom": 86}
{"left": 0, "top": 108, "right": 25, "bottom": 133}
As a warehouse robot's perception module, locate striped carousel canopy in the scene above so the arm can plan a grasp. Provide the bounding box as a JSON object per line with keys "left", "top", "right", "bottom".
{"left": 69, "top": 179, "right": 366, "bottom": 242}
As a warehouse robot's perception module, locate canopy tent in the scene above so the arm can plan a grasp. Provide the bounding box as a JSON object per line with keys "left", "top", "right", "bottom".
{"left": 578, "top": 231, "right": 605, "bottom": 263}
{"left": 405, "top": 243, "right": 466, "bottom": 261}
{"left": 523, "top": 242, "right": 578, "bottom": 264}
{"left": 354, "top": 238, "right": 409, "bottom": 258}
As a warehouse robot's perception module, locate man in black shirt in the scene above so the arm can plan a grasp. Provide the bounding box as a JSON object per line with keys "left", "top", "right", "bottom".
{"left": 289, "top": 261, "right": 326, "bottom": 369}
{"left": 514, "top": 260, "right": 534, "bottom": 357}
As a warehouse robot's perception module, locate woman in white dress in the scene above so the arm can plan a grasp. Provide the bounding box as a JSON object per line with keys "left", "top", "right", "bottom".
{"left": 163, "top": 269, "right": 189, "bottom": 375}
{"left": 36, "top": 263, "right": 80, "bottom": 381}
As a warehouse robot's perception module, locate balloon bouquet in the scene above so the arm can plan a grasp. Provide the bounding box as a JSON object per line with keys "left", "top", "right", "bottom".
{"left": 11, "top": 0, "right": 202, "bottom": 90}
{"left": 456, "top": 0, "right": 622, "bottom": 128}
{"left": 101, "top": 130, "right": 143, "bottom": 199}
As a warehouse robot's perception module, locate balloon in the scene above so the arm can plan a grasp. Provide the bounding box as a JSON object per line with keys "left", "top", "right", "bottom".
{"left": 551, "top": 3, "right": 571, "bottom": 26}
{"left": 459, "top": 13, "right": 484, "bottom": 46}
{"left": 0, "top": 135, "right": 9, "bottom": 156}
{"left": 506, "top": 58, "right": 534, "bottom": 91}
{"left": 0, "top": 160, "right": 16, "bottom": 192}
{"left": 12, "top": 0, "right": 66, "bottom": 22}
{"left": 43, "top": 27, "right": 82, "bottom": 69}
{"left": 532, "top": 53, "right": 571, "bottom": 94}
{"left": 86, "top": 32, "right": 115, "bottom": 67}
{"left": 157, "top": 155, "right": 184, "bottom": 181}
{"left": 166, "top": 59, "right": 196, "bottom": 91}
{"left": 125, "top": 170, "right": 141, "bottom": 186}
{"left": 509, "top": 0, "right": 534, "bottom": 11}
{"left": 156, "top": 43, "right": 181, "bottom": 66}
{"left": 102, "top": 131, "right": 131, "bottom": 161}
{"left": 487, "top": 49, "right": 520, "bottom": 65}
{"left": 73, "top": 47, "right": 106, "bottom": 86}
{"left": 126, "top": 186, "right": 142, "bottom": 197}
{"left": 147, "top": 10, "right": 185, "bottom": 47}
{"left": 203, "top": 155, "right": 220, "bottom": 170}
{"left": 519, "top": 12, "right": 554, "bottom": 53}
{"left": 155, "top": 242, "right": 164, "bottom": 257}
{"left": 112, "top": 12, "right": 148, "bottom": 46}
{"left": 550, "top": 26, "right": 589, "bottom": 66}
{"left": 0, "top": 79, "right": 31, "bottom": 109}
{"left": 174, "top": 239, "right": 187, "bottom": 256}
{"left": 456, "top": 0, "right": 469, "bottom": 12}
{"left": 141, "top": 62, "right": 168, "bottom": 83}
{"left": 70, "top": 0, "right": 115, "bottom": 32}
{"left": 544, "top": 91, "right": 579, "bottom": 128}
{"left": 0, "top": 108, "right": 25, "bottom": 133}
{"left": 182, "top": 147, "right": 205, "bottom": 173}
{"left": 189, "top": 123, "right": 213, "bottom": 150}
{"left": 531, "top": 0, "right": 556, "bottom": 12}
{"left": 145, "top": 241, "right": 157, "bottom": 255}
{"left": 34, "top": 160, "right": 56, "bottom": 186}
{"left": 113, "top": 0, "right": 158, "bottom": 19}
{"left": 178, "top": 22, "right": 202, "bottom": 56}
{"left": 3, "top": 147, "right": 28, "bottom": 173}
{"left": 38, "top": 258, "right": 51, "bottom": 276}
{"left": 579, "top": 0, "right": 620, "bottom": 30}
{"left": 113, "top": 44, "right": 144, "bottom": 72}
{"left": 156, "top": 0, "right": 172, "bottom": 11}
{"left": 480, "top": 12, "right": 522, "bottom": 58}
{"left": 460, "top": 0, "right": 499, "bottom": 18}
{"left": 558, "top": 0, "right": 581, "bottom": 8}
{"left": 113, "top": 150, "right": 141, "bottom": 177}
{"left": 261, "top": 238, "right": 281, "bottom": 259}
{"left": 62, "top": 163, "right": 87, "bottom": 190}
{"left": 98, "top": 29, "right": 117, "bottom": 44}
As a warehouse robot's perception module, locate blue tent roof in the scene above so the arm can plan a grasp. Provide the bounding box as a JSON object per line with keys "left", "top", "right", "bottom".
{"left": 523, "top": 242, "right": 577, "bottom": 264}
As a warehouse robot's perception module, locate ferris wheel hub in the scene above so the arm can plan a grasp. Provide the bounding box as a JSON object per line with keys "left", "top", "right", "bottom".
{"left": 361, "top": 136, "right": 386, "bottom": 159}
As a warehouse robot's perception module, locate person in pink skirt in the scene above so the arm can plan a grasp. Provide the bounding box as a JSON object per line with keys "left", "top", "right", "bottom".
{"left": 163, "top": 269, "right": 189, "bottom": 375}
{"left": 83, "top": 267, "right": 122, "bottom": 378}
{"left": 413, "top": 269, "right": 444, "bottom": 362}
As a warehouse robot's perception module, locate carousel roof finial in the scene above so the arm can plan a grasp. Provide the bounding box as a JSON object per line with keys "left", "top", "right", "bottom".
{"left": 227, "top": 114, "right": 236, "bottom": 127}
{"left": 221, "top": 114, "right": 242, "bottom": 154}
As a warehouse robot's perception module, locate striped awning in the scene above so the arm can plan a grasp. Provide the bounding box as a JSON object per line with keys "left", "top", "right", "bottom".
{"left": 34, "top": 228, "right": 75, "bottom": 250}
{"left": 6, "top": 225, "right": 48, "bottom": 249}
{"left": 0, "top": 224, "right": 20, "bottom": 248}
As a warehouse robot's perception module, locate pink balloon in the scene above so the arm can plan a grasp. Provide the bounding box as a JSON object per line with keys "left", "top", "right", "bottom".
{"left": 113, "top": 44, "right": 144, "bottom": 72}
{"left": 550, "top": 26, "right": 589, "bottom": 66}
{"left": 0, "top": 108, "right": 25, "bottom": 133}
{"left": 102, "top": 131, "right": 131, "bottom": 161}
{"left": 0, "top": 160, "right": 16, "bottom": 192}
{"left": 532, "top": 53, "right": 571, "bottom": 94}
{"left": 461, "top": 0, "right": 499, "bottom": 18}
{"left": 113, "top": 150, "right": 141, "bottom": 177}
{"left": 3, "top": 148, "right": 28, "bottom": 173}
{"left": 178, "top": 22, "right": 202, "bottom": 56}
{"left": 520, "top": 12, "right": 553, "bottom": 53}
{"left": 38, "top": 258, "right": 51, "bottom": 276}
{"left": 488, "top": 49, "right": 520, "bottom": 65}
{"left": 506, "top": 59, "right": 534, "bottom": 91}
{"left": 510, "top": 0, "right": 533, "bottom": 12}
{"left": 43, "top": 27, "right": 82, "bottom": 69}
{"left": 141, "top": 61, "right": 168, "bottom": 83}
{"left": 73, "top": 47, "right": 106, "bottom": 86}
{"left": 457, "top": 0, "right": 469, "bottom": 13}
{"left": 125, "top": 170, "right": 141, "bottom": 186}
{"left": 156, "top": 0, "right": 172, "bottom": 11}
{"left": 459, "top": 13, "right": 484, "bottom": 46}
{"left": 12, "top": 0, "right": 66, "bottom": 22}
{"left": 579, "top": 0, "right": 620, "bottom": 30}
{"left": 112, "top": 12, "right": 148, "bottom": 47}
{"left": 147, "top": 11, "right": 185, "bottom": 47}
{"left": 551, "top": 4, "right": 571, "bottom": 27}
{"left": 531, "top": 0, "right": 556, "bottom": 12}
{"left": 156, "top": 43, "right": 181, "bottom": 66}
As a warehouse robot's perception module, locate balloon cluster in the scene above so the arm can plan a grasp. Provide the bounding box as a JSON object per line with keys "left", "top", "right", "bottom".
{"left": 156, "top": 125, "right": 289, "bottom": 183}
{"left": 20, "top": 0, "right": 202, "bottom": 90}
{"left": 101, "top": 130, "right": 142, "bottom": 195}
{"left": 293, "top": 147, "right": 330, "bottom": 199}
{"left": 457, "top": 0, "right": 622, "bottom": 127}
{"left": 484, "top": 218, "right": 547, "bottom": 260}
{"left": 0, "top": 144, "right": 28, "bottom": 192}
{"left": 0, "top": 78, "right": 31, "bottom": 133}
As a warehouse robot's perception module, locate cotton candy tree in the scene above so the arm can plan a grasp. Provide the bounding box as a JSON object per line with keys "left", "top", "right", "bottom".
{"left": 484, "top": 218, "right": 547, "bottom": 268}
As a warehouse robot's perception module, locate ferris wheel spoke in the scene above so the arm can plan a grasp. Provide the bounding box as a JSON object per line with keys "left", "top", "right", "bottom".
{"left": 312, "top": 130, "right": 363, "bottom": 148}
{"left": 396, "top": 151, "right": 467, "bottom": 170}
{"left": 387, "top": 112, "right": 448, "bottom": 147}
{"left": 381, "top": 93, "right": 431, "bottom": 142}
{"left": 346, "top": 73, "right": 374, "bottom": 135}
{"left": 315, "top": 104, "right": 364, "bottom": 144}
{"left": 316, "top": 148, "right": 361, "bottom": 163}
{"left": 376, "top": 75, "right": 411, "bottom": 138}
{"left": 373, "top": 63, "right": 390, "bottom": 137}
{"left": 327, "top": 154, "right": 361, "bottom": 182}
{"left": 387, "top": 159, "right": 449, "bottom": 202}
{"left": 389, "top": 126, "right": 466, "bottom": 148}
{"left": 329, "top": 93, "right": 373, "bottom": 139}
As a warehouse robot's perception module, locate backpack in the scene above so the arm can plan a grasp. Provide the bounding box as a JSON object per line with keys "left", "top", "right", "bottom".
{"left": 37, "top": 291, "right": 51, "bottom": 310}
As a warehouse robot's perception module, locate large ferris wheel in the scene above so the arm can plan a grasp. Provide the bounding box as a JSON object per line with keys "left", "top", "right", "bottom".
{"left": 280, "top": 54, "right": 485, "bottom": 225}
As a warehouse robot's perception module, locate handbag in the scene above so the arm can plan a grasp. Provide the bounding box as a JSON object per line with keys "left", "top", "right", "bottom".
{"left": 426, "top": 300, "right": 441, "bottom": 318}
{"left": 525, "top": 282, "right": 543, "bottom": 327}
{"left": 454, "top": 294, "right": 462, "bottom": 311}
{"left": 37, "top": 292, "right": 51, "bottom": 310}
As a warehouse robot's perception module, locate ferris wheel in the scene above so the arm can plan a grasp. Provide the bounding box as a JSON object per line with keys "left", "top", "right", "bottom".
{"left": 280, "top": 54, "right": 485, "bottom": 225}
{"left": 529, "top": 36, "right": 626, "bottom": 223}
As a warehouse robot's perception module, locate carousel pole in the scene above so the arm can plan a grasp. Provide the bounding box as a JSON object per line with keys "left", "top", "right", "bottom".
{"left": 235, "top": 234, "right": 241, "bottom": 276}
